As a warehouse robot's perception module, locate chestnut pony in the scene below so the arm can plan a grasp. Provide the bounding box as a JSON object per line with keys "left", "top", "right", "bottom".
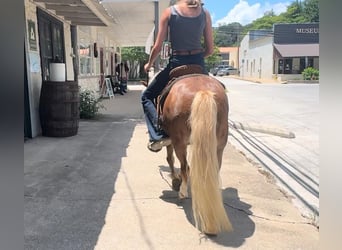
{"left": 158, "top": 66, "right": 233, "bottom": 235}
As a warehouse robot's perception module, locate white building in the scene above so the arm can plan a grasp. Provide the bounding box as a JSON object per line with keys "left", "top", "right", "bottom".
{"left": 239, "top": 30, "right": 274, "bottom": 80}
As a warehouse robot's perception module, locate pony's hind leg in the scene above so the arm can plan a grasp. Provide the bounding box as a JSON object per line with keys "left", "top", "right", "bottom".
{"left": 166, "top": 144, "right": 176, "bottom": 178}
{"left": 172, "top": 141, "right": 189, "bottom": 199}
{"left": 179, "top": 162, "right": 189, "bottom": 199}
{"left": 166, "top": 144, "right": 181, "bottom": 191}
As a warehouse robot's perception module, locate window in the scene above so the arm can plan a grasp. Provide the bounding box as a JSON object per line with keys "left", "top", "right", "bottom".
{"left": 284, "top": 59, "right": 292, "bottom": 74}
{"left": 308, "top": 58, "right": 314, "bottom": 68}
{"left": 79, "top": 42, "right": 92, "bottom": 75}
{"left": 78, "top": 27, "right": 100, "bottom": 76}
{"left": 278, "top": 59, "right": 283, "bottom": 74}
{"left": 300, "top": 58, "right": 306, "bottom": 72}
{"left": 94, "top": 56, "right": 100, "bottom": 75}
{"left": 292, "top": 58, "right": 300, "bottom": 74}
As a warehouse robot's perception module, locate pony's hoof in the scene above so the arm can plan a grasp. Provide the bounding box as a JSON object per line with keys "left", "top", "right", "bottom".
{"left": 172, "top": 178, "right": 181, "bottom": 191}
{"left": 179, "top": 183, "right": 188, "bottom": 198}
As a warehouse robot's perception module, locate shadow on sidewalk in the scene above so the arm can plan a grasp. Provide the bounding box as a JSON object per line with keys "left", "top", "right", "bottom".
{"left": 158, "top": 165, "right": 255, "bottom": 247}
{"left": 25, "top": 89, "right": 145, "bottom": 249}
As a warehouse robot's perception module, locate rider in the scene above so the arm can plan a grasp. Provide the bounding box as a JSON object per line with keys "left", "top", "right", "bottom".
{"left": 141, "top": 0, "right": 214, "bottom": 152}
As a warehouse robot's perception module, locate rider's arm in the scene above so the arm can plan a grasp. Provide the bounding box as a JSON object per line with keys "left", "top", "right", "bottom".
{"left": 203, "top": 9, "right": 214, "bottom": 58}
{"left": 144, "top": 7, "right": 170, "bottom": 72}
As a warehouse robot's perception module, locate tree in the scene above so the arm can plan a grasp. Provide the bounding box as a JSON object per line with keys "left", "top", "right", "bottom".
{"left": 264, "top": 9, "right": 275, "bottom": 17}
{"left": 214, "top": 22, "right": 243, "bottom": 47}
{"left": 303, "top": 0, "right": 319, "bottom": 22}
{"left": 121, "top": 47, "right": 149, "bottom": 79}
{"left": 281, "top": 1, "right": 306, "bottom": 23}
{"left": 245, "top": 14, "right": 287, "bottom": 31}
{"left": 205, "top": 46, "right": 221, "bottom": 70}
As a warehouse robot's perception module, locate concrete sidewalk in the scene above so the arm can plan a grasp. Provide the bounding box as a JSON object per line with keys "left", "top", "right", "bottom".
{"left": 24, "top": 84, "right": 318, "bottom": 249}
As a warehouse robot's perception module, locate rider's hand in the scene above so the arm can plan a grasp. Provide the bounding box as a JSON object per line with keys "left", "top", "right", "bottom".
{"left": 144, "top": 63, "right": 151, "bottom": 73}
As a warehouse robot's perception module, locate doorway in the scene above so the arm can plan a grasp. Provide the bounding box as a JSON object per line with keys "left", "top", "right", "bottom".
{"left": 284, "top": 58, "right": 292, "bottom": 74}
{"left": 37, "top": 8, "right": 65, "bottom": 81}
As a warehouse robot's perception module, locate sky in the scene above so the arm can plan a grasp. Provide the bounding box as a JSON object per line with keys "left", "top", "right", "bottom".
{"left": 203, "top": 0, "right": 292, "bottom": 27}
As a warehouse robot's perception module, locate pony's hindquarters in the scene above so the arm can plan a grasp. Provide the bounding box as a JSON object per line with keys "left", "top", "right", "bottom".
{"left": 189, "top": 90, "right": 232, "bottom": 234}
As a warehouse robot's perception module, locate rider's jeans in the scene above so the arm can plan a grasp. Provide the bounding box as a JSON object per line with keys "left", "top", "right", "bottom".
{"left": 141, "top": 53, "right": 206, "bottom": 142}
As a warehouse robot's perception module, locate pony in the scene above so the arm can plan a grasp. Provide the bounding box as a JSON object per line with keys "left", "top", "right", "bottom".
{"left": 157, "top": 65, "right": 233, "bottom": 235}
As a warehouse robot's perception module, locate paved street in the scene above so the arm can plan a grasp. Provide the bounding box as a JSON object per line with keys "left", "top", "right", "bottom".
{"left": 216, "top": 76, "right": 319, "bottom": 224}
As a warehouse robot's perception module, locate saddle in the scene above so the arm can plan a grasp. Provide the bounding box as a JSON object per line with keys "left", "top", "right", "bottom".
{"left": 156, "top": 64, "right": 205, "bottom": 125}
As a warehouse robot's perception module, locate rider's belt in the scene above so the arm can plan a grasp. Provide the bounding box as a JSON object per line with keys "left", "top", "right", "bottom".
{"left": 172, "top": 49, "right": 204, "bottom": 56}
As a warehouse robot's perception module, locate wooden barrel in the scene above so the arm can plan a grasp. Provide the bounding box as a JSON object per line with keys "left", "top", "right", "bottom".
{"left": 39, "top": 81, "right": 79, "bottom": 137}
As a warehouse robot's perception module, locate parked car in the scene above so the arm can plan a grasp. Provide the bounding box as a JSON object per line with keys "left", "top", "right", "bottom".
{"left": 217, "top": 66, "right": 238, "bottom": 76}
{"left": 210, "top": 65, "right": 227, "bottom": 76}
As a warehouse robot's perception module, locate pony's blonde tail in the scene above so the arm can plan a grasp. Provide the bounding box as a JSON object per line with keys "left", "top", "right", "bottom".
{"left": 189, "top": 90, "right": 232, "bottom": 234}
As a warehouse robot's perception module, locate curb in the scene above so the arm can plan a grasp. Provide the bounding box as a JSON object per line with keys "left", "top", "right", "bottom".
{"left": 226, "top": 75, "right": 287, "bottom": 84}
{"left": 230, "top": 121, "right": 296, "bottom": 139}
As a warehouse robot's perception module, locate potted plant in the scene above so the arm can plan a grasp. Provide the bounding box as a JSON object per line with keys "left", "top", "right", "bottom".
{"left": 302, "top": 67, "right": 319, "bottom": 80}
{"left": 79, "top": 89, "right": 104, "bottom": 119}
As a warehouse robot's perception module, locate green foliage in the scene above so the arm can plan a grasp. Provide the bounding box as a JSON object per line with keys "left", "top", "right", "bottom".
{"left": 303, "top": 0, "right": 319, "bottom": 22}
{"left": 205, "top": 46, "right": 221, "bottom": 70}
{"left": 121, "top": 47, "right": 149, "bottom": 79}
{"left": 79, "top": 89, "right": 104, "bottom": 119}
{"left": 281, "top": 1, "right": 306, "bottom": 23}
{"left": 121, "top": 46, "right": 147, "bottom": 62}
{"left": 302, "top": 67, "right": 319, "bottom": 80}
{"left": 244, "top": 15, "right": 278, "bottom": 31}
{"left": 214, "top": 22, "right": 243, "bottom": 47}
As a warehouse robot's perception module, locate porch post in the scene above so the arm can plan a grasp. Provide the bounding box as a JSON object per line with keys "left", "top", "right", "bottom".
{"left": 154, "top": 0, "right": 160, "bottom": 72}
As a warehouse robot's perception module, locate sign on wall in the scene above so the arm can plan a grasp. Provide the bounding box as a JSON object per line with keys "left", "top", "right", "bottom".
{"left": 28, "top": 20, "right": 37, "bottom": 51}
{"left": 274, "top": 23, "right": 319, "bottom": 44}
{"left": 29, "top": 52, "right": 41, "bottom": 73}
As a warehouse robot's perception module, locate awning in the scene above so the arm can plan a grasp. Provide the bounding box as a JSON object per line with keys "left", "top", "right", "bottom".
{"left": 33, "top": 0, "right": 111, "bottom": 26}
{"left": 274, "top": 43, "right": 319, "bottom": 57}
{"left": 32, "top": 0, "right": 171, "bottom": 46}
{"left": 100, "top": 0, "right": 170, "bottom": 46}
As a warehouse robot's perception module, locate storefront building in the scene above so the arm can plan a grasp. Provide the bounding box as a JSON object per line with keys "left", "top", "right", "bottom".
{"left": 217, "top": 47, "right": 239, "bottom": 68}
{"left": 273, "top": 23, "right": 319, "bottom": 81}
{"left": 24, "top": 0, "right": 169, "bottom": 138}
{"left": 239, "top": 23, "right": 319, "bottom": 82}
{"left": 24, "top": 0, "right": 116, "bottom": 138}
